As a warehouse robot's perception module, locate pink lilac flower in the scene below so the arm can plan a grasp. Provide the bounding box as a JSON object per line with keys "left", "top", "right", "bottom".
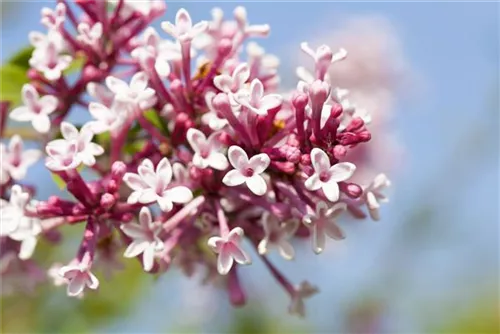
{"left": 234, "top": 78, "right": 282, "bottom": 115}
{"left": 0, "top": 135, "right": 41, "bottom": 185}
{"left": 288, "top": 281, "right": 319, "bottom": 317}
{"left": 40, "top": 3, "right": 66, "bottom": 30}
{"left": 58, "top": 263, "right": 99, "bottom": 297}
{"left": 362, "top": 173, "right": 391, "bottom": 221}
{"left": 258, "top": 212, "right": 299, "bottom": 260}
{"left": 87, "top": 102, "right": 126, "bottom": 134}
{"left": 123, "top": 158, "right": 193, "bottom": 212}
{"left": 207, "top": 227, "right": 252, "bottom": 275}
{"left": 161, "top": 8, "right": 208, "bottom": 42}
{"left": 7, "top": 212, "right": 42, "bottom": 260}
{"left": 9, "top": 84, "right": 58, "bottom": 133}
{"left": 105, "top": 72, "right": 157, "bottom": 111}
{"left": 45, "top": 139, "right": 80, "bottom": 172}
{"left": 86, "top": 82, "right": 114, "bottom": 107}
{"left": 186, "top": 128, "right": 229, "bottom": 170}
{"left": 213, "top": 63, "right": 250, "bottom": 105}
{"left": 223, "top": 146, "right": 270, "bottom": 196}
{"left": 201, "top": 91, "right": 230, "bottom": 131}
{"left": 305, "top": 148, "right": 356, "bottom": 202}
{"left": 233, "top": 6, "right": 270, "bottom": 37}
{"left": 120, "top": 207, "right": 164, "bottom": 271}
{"left": 303, "top": 201, "right": 346, "bottom": 254}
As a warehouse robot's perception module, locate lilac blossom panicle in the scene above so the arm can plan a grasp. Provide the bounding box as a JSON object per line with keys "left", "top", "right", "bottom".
{"left": 0, "top": 1, "right": 393, "bottom": 316}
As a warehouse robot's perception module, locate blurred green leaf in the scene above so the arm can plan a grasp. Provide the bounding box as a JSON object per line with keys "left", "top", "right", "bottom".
{"left": 143, "top": 109, "right": 169, "bottom": 135}
{"left": 0, "top": 64, "right": 30, "bottom": 105}
{"left": 7, "top": 46, "right": 35, "bottom": 69}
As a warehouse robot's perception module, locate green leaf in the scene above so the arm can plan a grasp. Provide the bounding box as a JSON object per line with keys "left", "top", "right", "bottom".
{"left": 63, "top": 53, "right": 86, "bottom": 75}
{"left": 143, "top": 109, "right": 169, "bottom": 135}
{"left": 0, "top": 64, "right": 29, "bottom": 105}
{"left": 124, "top": 139, "right": 147, "bottom": 155}
{"left": 7, "top": 46, "right": 35, "bottom": 69}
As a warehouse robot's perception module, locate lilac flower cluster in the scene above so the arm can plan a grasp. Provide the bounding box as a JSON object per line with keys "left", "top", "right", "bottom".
{"left": 1, "top": 1, "right": 391, "bottom": 316}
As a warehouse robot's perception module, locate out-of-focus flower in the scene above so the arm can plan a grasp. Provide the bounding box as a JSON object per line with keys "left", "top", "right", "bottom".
{"left": 0, "top": 185, "right": 32, "bottom": 237}
{"left": 123, "top": 158, "right": 193, "bottom": 211}
{"left": 77, "top": 22, "right": 103, "bottom": 48}
{"left": 223, "top": 146, "right": 270, "bottom": 196}
{"left": 29, "top": 41, "right": 72, "bottom": 81}
{"left": 40, "top": 3, "right": 66, "bottom": 30}
{"left": 362, "top": 173, "right": 391, "bottom": 221}
{"left": 208, "top": 227, "right": 252, "bottom": 275}
{"left": 303, "top": 201, "right": 346, "bottom": 254}
{"left": 161, "top": 8, "right": 208, "bottom": 42}
{"left": 58, "top": 263, "right": 99, "bottom": 297}
{"left": 120, "top": 207, "right": 164, "bottom": 271}
{"left": 9, "top": 84, "right": 58, "bottom": 133}
{"left": 0, "top": 135, "right": 41, "bottom": 185}
{"left": 87, "top": 102, "right": 126, "bottom": 134}
{"left": 288, "top": 281, "right": 319, "bottom": 317}
{"left": 258, "top": 212, "right": 299, "bottom": 260}
{"left": 105, "top": 72, "right": 157, "bottom": 111}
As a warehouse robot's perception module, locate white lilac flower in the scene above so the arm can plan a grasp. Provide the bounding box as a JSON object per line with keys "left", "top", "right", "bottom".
{"left": 257, "top": 212, "right": 299, "bottom": 260}
{"left": 233, "top": 6, "right": 270, "bottom": 37}
{"left": 186, "top": 128, "right": 229, "bottom": 170}
{"left": 172, "top": 162, "right": 189, "bottom": 184}
{"left": 86, "top": 82, "right": 114, "bottom": 107}
{"left": 213, "top": 63, "right": 250, "bottom": 105}
{"left": 123, "top": 158, "right": 193, "bottom": 212}
{"left": 363, "top": 173, "right": 391, "bottom": 221}
{"left": 45, "top": 139, "right": 80, "bottom": 171}
{"left": 305, "top": 148, "right": 356, "bottom": 202}
{"left": 87, "top": 102, "right": 127, "bottom": 134}
{"left": 9, "top": 84, "right": 58, "bottom": 133}
{"left": 29, "top": 30, "right": 65, "bottom": 52}
{"left": 52, "top": 122, "right": 104, "bottom": 166}
{"left": 105, "top": 72, "right": 157, "bottom": 111}
{"left": 301, "top": 43, "right": 347, "bottom": 72}
{"left": 223, "top": 146, "right": 270, "bottom": 196}
{"left": 246, "top": 42, "right": 280, "bottom": 71}
{"left": 77, "top": 22, "right": 103, "bottom": 47}
{"left": 234, "top": 79, "right": 282, "bottom": 115}
{"left": 207, "top": 227, "right": 252, "bottom": 275}
{"left": 303, "top": 201, "right": 346, "bottom": 254}
{"left": 0, "top": 135, "right": 41, "bottom": 185}
{"left": 58, "top": 263, "right": 99, "bottom": 297}
{"left": 161, "top": 8, "right": 208, "bottom": 42}
{"left": 0, "top": 185, "right": 32, "bottom": 236}
{"left": 120, "top": 207, "right": 164, "bottom": 271}
{"left": 29, "top": 41, "right": 72, "bottom": 81}
{"left": 288, "top": 281, "right": 319, "bottom": 317}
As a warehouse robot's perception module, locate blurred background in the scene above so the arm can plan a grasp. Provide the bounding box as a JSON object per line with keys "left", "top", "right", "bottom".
{"left": 1, "top": 1, "right": 498, "bottom": 333}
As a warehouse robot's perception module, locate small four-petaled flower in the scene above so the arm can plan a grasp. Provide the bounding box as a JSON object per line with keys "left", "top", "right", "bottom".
{"left": 207, "top": 227, "right": 252, "bottom": 275}
{"left": 303, "top": 201, "right": 346, "bottom": 254}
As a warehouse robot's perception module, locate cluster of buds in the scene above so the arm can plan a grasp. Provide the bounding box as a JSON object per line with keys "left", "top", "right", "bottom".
{"left": 1, "top": 0, "right": 391, "bottom": 316}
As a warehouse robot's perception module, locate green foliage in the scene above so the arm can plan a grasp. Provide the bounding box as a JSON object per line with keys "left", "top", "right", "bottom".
{"left": 143, "top": 109, "right": 169, "bottom": 135}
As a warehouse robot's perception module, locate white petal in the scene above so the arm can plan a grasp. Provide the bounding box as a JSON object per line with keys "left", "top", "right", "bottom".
{"left": 67, "top": 275, "right": 85, "bottom": 296}
{"left": 248, "top": 153, "right": 270, "bottom": 174}
{"left": 123, "top": 173, "right": 148, "bottom": 191}
{"left": 18, "top": 237, "right": 37, "bottom": 260}
{"left": 105, "top": 76, "right": 128, "bottom": 94}
{"left": 163, "top": 186, "right": 193, "bottom": 204}
{"left": 246, "top": 175, "right": 267, "bottom": 196}
{"left": 130, "top": 72, "right": 149, "bottom": 92}
{"left": 124, "top": 240, "right": 149, "bottom": 258}
{"left": 10, "top": 106, "right": 35, "bottom": 121}
{"left": 329, "top": 162, "right": 356, "bottom": 182}
{"left": 139, "top": 206, "right": 152, "bottom": 228}
{"left": 157, "top": 196, "right": 173, "bottom": 212}
{"left": 322, "top": 182, "right": 340, "bottom": 202}
{"left": 142, "top": 244, "right": 156, "bottom": 271}
{"left": 310, "top": 148, "right": 330, "bottom": 173}
{"left": 32, "top": 115, "right": 51, "bottom": 133}
{"left": 186, "top": 128, "right": 206, "bottom": 153}
{"left": 304, "top": 174, "right": 322, "bottom": 191}
{"left": 312, "top": 225, "right": 325, "bottom": 254}
{"left": 217, "top": 248, "right": 234, "bottom": 275}
{"left": 155, "top": 158, "right": 172, "bottom": 185}
{"left": 120, "top": 224, "right": 147, "bottom": 239}
{"left": 138, "top": 189, "right": 157, "bottom": 204}
{"left": 324, "top": 221, "right": 345, "bottom": 240}
{"left": 278, "top": 240, "right": 295, "bottom": 260}
{"left": 207, "top": 152, "right": 229, "bottom": 170}
{"left": 222, "top": 170, "right": 246, "bottom": 187}
{"left": 86, "top": 272, "right": 99, "bottom": 289}
{"left": 257, "top": 238, "right": 269, "bottom": 255}
{"left": 227, "top": 146, "right": 249, "bottom": 170}
{"left": 138, "top": 165, "right": 157, "bottom": 188}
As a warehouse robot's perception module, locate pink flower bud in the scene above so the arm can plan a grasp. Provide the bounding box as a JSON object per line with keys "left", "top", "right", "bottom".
{"left": 340, "top": 182, "right": 363, "bottom": 199}
{"left": 286, "top": 147, "right": 301, "bottom": 163}
{"left": 332, "top": 145, "right": 347, "bottom": 159}
{"left": 100, "top": 193, "right": 116, "bottom": 210}
{"left": 111, "top": 161, "right": 127, "bottom": 179}
{"left": 292, "top": 93, "right": 309, "bottom": 110}
{"left": 301, "top": 154, "right": 312, "bottom": 166}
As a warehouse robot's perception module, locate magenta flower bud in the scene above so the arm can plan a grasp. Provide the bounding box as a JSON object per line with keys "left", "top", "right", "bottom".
{"left": 345, "top": 117, "right": 365, "bottom": 133}
{"left": 111, "top": 161, "right": 127, "bottom": 180}
{"left": 357, "top": 131, "right": 371, "bottom": 142}
{"left": 340, "top": 182, "right": 363, "bottom": 199}
{"left": 100, "top": 193, "right": 116, "bottom": 210}
{"left": 27, "top": 68, "right": 41, "bottom": 81}
{"left": 106, "top": 179, "right": 118, "bottom": 193}
{"left": 331, "top": 102, "right": 343, "bottom": 118}
{"left": 301, "top": 153, "right": 311, "bottom": 166}
{"left": 121, "top": 213, "right": 134, "bottom": 223}
{"left": 286, "top": 134, "right": 300, "bottom": 147}
{"left": 332, "top": 145, "right": 347, "bottom": 160}
{"left": 271, "top": 161, "right": 296, "bottom": 174}
{"left": 189, "top": 166, "right": 204, "bottom": 180}
{"left": 286, "top": 147, "right": 301, "bottom": 163}
{"left": 291, "top": 92, "right": 308, "bottom": 110}
{"left": 82, "top": 64, "right": 103, "bottom": 82}
{"left": 218, "top": 38, "right": 233, "bottom": 57}
{"left": 309, "top": 80, "right": 329, "bottom": 107}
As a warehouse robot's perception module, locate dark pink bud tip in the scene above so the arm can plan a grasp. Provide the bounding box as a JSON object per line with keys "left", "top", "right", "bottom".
{"left": 332, "top": 145, "right": 347, "bottom": 160}
{"left": 100, "top": 193, "right": 116, "bottom": 210}
{"left": 111, "top": 161, "right": 127, "bottom": 179}
{"left": 300, "top": 154, "right": 312, "bottom": 166}
{"left": 341, "top": 182, "right": 363, "bottom": 199}
{"left": 292, "top": 93, "right": 309, "bottom": 110}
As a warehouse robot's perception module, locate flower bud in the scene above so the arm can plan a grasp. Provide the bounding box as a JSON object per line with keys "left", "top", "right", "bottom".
{"left": 332, "top": 145, "right": 347, "bottom": 160}
{"left": 218, "top": 38, "right": 233, "bottom": 57}
{"left": 100, "top": 193, "right": 116, "bottom": 210}
{"left": 300, "top": 154, "right": 311, "bottom": 166}
{"left": 111, "top": 161, "right": 127, "bottom": 180}
{"left": 286, "top": 147, "right": 301, "bottom": 163}
{"left": 340, "top": 182, "right": 363, "bottom": 199}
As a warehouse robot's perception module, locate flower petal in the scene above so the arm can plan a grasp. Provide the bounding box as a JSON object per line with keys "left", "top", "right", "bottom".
{"left": 121, "top": 224, "right": 147, "bottom": 240}
{"left": 278, "top": 240, "right": 295, "bottom": 260}
{"left": 10, "top": 106, "right": 35, "bottom": 121}
{"left": 312, "top": 225, "right": 325, "bottom": 254}
{"left": 222, "top": 169, "right": 246, "bottom": 187}
{"left": 32, "top": 115, "right": 51, "bottom": 133}
{"left": 227, "top": 146, "right": 249, "bottom": 170}
{"left": 155, "top": 157, "right": 172, "bottom": 185}
{"left": 217, "top": 248, "right": 234, "bottom": 275}
{"left": 105, "top": 76, "right": 128, "bottom": 95}
{"left": 124, "top": 240, "right": 149, "bottom": 258}
{"left": 322, "top": 182, "right": 340, "bottom": 202}
{"left": 139, "top": 206, "right": 152, "bottom": 228}
{"left": 186, "top": 128, "right": 206, "bottom": 153}
{"left": 304, "top": 174, "right": 322, "bottom": 191}
{"left": 164, "top": 186, "right": 193, "bottom": 204}
{"left": 324, "top": 221, "right": 345, "bottom": 240}
{"left": 329, "top": 162, "right": 356, "bottom": 182}
{"left": 123, "top": 173, "right": 148, "bottom": 191}
{"left": 246, "top": 174, "right": 267, "bottom": 196}
{"left": 248, "top": 153, "right": 270, "bottom": 174}
{"left": 227, "top": 243, "right": 252, "bottom": 265}
{"left": 157, "top": 196, "right": 173, "bottom": 212}
{"left": 310, "top": 148, "right": 330, "bottom": 174}
{"left": 142, "top": 244, "right": 156, "bottom": 271}
{"left": 67, "top": 275, "right": 85, "bottom": 296}
{"left": 207, "top": 152, "right": 229, "bottom": 170}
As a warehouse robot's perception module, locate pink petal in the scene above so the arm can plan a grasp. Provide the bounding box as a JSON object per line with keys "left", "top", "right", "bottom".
{"left": 310, "top": 148, "right": 330, "bottom": 174}
{"left": 329, "top": 162, "right": 356, "bottom": 182}
{"left": 248, "top": 153, "right": 270, "bottom": 174}
{"left": 246, "top": 174, "right": 267, "bottom": 196}
{"left": 233, "top": 63, "right": 250, "bottom": 87}
{"left": 161, "top": 21, "right": 176, "bottom": 37}
{"left": 222, "top": 170, "right": 246, "bottom": 187}
{"left": 207, "top": 236, "right": 225, "bottom": 253}
{"left": 88, "top": 102, "right": 111, "bottom": 120}
{"left": 67, "top": 274, "right": 85, "bottom": 296}
{"left": 86, "top": 271, "right": 99, "bottom": 290}
{"left": 192, "top": 153, "right": 209, "bottom": 169}
{"left": 260, "top": 94, "right": 282, "bottom": 111}
{"left": 123, "top": 173, "right": 148, "bottom": 191}
{"left": 190, "top": 21, "right": 208, "bottom": 37}
{"left": 217, "top": 248, "right": 234, "bottom": 275}
{"left": 138, "top": 189, "right": 157, "bottom": 204}
{"left": 250, "top": 79, "right": 264, "bottom": 104}
{"left": 105, "top": 76, "right": 129, "bottom": 95}
{"left": 124, "top": 240, "right": 149, "bottom": 258}
{"left": 121, "top": 224, "right": 147, "bottom": 240}
{"left": 213, "top": 74, "right": 234, "bottom": 92}
{"left": 228, "top": 227, "right": 244, "bottom": 244}
{"left": 175, "top": 8, "right": 192, "bottom": 33}
{"left": 325, "top": 202, "right": 347, "bottom": 219}
{"left": 186, "top": 128, "right": 207, "bottom": 153}
{"left": 139, "top": 206, "right": 152, "bottom": 228}
{"left": 227, "top": 145, "right": 249, "bottom": 170}
{"left": 227, "top": 243, "right": 251, "bottom": 265}
{"left": 155, "top": 157, "right": 172, "bottom": 185}
{"left": 38, "top": 95, "right": 58, "bottom": 115}
{"left": 21, "top": 84, "right": 39, "bottom": 110}
{"left": 207, "top": 152, "right": 229, "bottom": 171}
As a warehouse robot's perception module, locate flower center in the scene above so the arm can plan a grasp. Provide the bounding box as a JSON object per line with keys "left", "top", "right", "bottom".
{"left": 243, "top": 168, "right": 254, "bottom": 177}
{"left": 319, "top": 171, "right": 331, "bottom": 182}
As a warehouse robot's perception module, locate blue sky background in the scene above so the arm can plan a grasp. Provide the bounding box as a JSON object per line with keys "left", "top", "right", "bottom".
{"left": 1, "top": 1, "right": 499, "bottom": 333}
